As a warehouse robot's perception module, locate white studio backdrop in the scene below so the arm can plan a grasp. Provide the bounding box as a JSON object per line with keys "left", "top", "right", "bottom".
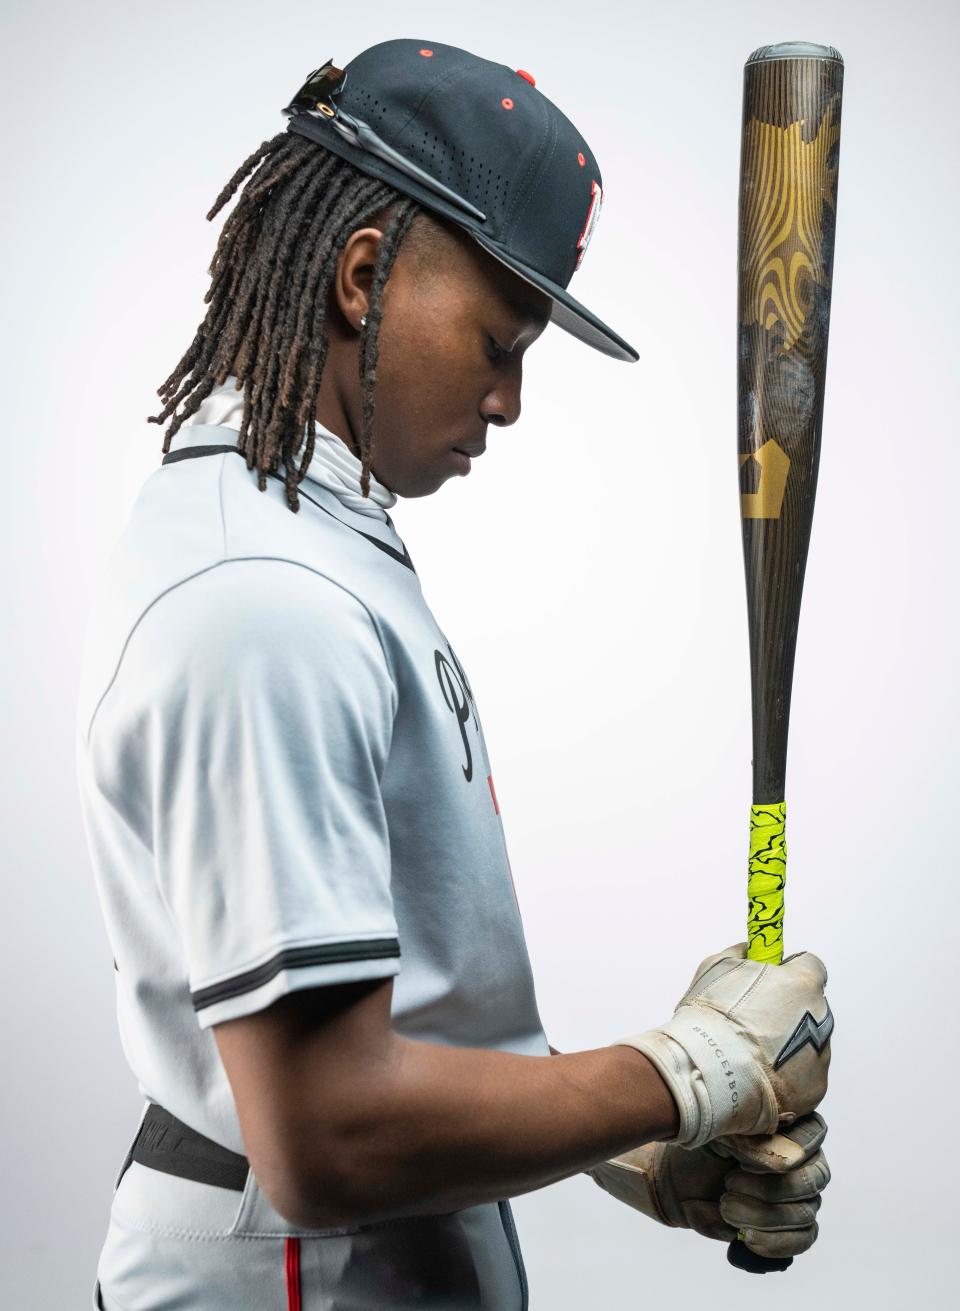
{"left": 2, "top": 0, "right": 956, "bottom": 1305}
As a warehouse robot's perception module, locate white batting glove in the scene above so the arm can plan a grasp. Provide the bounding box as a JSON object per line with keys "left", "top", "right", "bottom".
{"left": 614, "top": 943, "right": 833, "bottom": 1148}
{"left": 586, "top": 1112, "right": 830, "bottom": 1260}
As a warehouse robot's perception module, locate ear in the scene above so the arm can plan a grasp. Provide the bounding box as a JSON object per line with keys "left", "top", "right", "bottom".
{"left": 332, "top": 226, "right": 384, "bottom": 333}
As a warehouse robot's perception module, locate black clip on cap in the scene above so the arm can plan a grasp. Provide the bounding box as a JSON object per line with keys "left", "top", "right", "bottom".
{"left": 282, "top": 39, "right": 638, "bottom": 363}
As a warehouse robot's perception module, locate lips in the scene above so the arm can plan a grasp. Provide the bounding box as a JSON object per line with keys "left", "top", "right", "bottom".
{"left": 453, "top": 442, "right": 486, "bottom": 458}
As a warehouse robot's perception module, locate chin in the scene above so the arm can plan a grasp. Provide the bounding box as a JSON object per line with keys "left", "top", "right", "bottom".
{"left": 386, "top": 466, "right": 454, "bottom": 499}
{"left": 403, "top": 478, "right": 448, "bottom": 500}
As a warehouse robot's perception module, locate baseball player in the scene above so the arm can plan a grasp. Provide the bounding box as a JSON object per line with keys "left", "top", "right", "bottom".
{"left": 75, "top": 39, "right": 833, "bottom": 1311}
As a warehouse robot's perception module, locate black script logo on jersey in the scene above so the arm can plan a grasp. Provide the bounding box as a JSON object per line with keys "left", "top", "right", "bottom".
{"left": 435, "top": 637, "right": 480, "bottom": 782}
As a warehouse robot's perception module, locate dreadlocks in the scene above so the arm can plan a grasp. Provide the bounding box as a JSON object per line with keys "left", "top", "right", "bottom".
{"left": 147, "top": 130, "right": 422, "bottom": 512}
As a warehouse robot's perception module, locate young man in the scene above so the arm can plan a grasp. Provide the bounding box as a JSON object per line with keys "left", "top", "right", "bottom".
{"left": 75, "top": 39, "right": 832, "bottom": 1311}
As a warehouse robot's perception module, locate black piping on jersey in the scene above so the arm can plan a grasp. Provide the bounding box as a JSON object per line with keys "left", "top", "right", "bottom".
{"left": 161, "top": 444, "right": 417, "bottom": 575}
{"left": 191, "top": 938, "right": 401, "bottom": 1012}
{"left": 499, "top": 1199, "right": 530, "bottom": 1309}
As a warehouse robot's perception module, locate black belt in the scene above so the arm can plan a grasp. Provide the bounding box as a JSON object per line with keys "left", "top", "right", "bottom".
{"left": 126, "top": 1103, "right": 250, "bottom": 1192}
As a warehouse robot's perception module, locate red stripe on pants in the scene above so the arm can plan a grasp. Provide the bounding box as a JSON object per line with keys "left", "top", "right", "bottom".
{"left": 285, "top": 1237, "right": 302, "bottom": 1311}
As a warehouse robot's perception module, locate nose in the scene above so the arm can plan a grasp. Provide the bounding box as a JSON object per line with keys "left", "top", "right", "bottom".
{"left": 481, "top": 377, "right": 523, "bottom": 428}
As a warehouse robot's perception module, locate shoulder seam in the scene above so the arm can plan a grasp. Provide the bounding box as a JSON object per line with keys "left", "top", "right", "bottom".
{"left": 82, "top": 556, "right": 398, "bottom": 745}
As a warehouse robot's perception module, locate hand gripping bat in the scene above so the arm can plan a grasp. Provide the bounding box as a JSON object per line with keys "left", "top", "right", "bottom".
{"left": 727, "top": 41, "right": 844, "bottom": 1275}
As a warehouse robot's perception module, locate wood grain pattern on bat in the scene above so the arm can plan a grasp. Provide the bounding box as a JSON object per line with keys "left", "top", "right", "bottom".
{"left": 738, "top": 49, "right": 843, "bottom": 806}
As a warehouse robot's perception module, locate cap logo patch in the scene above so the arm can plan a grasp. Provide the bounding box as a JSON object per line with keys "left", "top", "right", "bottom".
{"left": 575, "top": 179, "right": 603, "bottom": 269}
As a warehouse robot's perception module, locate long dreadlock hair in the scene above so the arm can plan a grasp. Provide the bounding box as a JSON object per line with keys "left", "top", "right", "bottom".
{"left": 147, "top": 129, "right": 422, "bottom": 512}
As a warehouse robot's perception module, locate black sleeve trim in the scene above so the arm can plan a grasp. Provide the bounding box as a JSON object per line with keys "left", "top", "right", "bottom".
{"left": 190, "top": 938, "right": 400, "bottom": 1012}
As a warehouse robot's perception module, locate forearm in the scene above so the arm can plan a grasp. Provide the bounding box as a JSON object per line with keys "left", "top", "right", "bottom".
{"left": 301, "top": 1036, "right": 678, "bottom": 1227}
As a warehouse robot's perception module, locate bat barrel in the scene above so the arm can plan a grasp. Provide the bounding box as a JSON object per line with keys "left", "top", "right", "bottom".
{"left": 738, "top": 43, "right": 843, "bottom": 807}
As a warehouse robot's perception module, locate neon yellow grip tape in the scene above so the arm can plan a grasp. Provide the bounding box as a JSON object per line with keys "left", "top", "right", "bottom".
{"left": 740, "top": 802, "right": 787, "bottom": 1248}
{"left": 746, "top": 801, "right": 787, "bottom": 965}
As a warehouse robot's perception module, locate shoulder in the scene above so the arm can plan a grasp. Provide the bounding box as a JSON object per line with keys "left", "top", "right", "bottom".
{"left": 145, "top": 558, "right": 386, "bottom": 659}
{"left": 88, "top": 558, "right": 397, "bottom": 744}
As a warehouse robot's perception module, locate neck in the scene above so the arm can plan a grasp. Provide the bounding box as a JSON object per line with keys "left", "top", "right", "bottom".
{"left": 313, "top": 339, "right": 363, "bottom": 460}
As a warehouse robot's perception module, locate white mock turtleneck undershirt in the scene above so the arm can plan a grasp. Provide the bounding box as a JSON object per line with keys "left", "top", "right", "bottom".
{"left": 184, "top": 374, "right": 397, "bottom": 522}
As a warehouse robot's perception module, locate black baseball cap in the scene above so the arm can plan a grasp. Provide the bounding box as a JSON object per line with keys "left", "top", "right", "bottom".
{"left": 282, "top": 38, "right": 638, "bottom": 363}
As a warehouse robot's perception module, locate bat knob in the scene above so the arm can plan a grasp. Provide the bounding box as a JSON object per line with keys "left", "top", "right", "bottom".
{"left": 726, "top": 1239, "right": 793, "bottom": 1274}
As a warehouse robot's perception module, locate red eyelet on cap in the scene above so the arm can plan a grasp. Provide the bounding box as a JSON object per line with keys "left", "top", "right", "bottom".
{"left": 419, "top": 49, "right": 433, "bottom": 57}
{"left": 577, "top": 151, "right": 586, "bottom": 166}
{"left": 501, "top": 97, "right": 514, "bottom": 110}
{"left": 516, "top": 69, "right": 535, "bottom": 85}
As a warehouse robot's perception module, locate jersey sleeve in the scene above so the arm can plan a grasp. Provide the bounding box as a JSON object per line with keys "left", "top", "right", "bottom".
{"left": 90, "top": 558, "right": 401, "bottom": 1029}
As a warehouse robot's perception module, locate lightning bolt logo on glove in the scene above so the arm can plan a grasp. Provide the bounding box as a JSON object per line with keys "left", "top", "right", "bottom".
{"left": 774, "top": 1004, "right": 835, "bottom": 1069}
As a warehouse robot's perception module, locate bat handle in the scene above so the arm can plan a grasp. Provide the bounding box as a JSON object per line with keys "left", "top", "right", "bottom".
{"left": 733, "top": 802, "right": 793, "bottom": 1274}
{"left": 727, "top": 1238, "right": 793, "bottom": 1273}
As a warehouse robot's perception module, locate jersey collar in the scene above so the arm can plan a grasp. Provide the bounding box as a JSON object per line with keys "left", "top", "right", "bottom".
{"left": 160, "top": 423, "right": 418, "bottom": 577}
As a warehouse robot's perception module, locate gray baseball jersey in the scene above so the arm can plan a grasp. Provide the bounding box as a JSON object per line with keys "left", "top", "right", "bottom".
{"left": 75, "top": 411, "right": 550, "bottom": 1309}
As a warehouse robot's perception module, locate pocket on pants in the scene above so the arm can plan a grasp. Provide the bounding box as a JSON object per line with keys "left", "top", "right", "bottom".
{"left": 97, "top": 1163, "right": 288, "bottom": 1311}
{"left": 97, "top": 1213, "right": 291, "bottom": 1311}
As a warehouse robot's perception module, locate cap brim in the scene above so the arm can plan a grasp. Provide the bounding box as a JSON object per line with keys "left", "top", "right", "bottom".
{"left": 468, "top": 232, "right": 638, "bottom": 363}
{"left": 285, "top": 116, "right": 638, "bottom": 362}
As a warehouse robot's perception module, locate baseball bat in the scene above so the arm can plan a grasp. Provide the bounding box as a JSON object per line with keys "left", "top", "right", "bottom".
{"left": 725, "top": 41, "right": 844, "bottom": 1275}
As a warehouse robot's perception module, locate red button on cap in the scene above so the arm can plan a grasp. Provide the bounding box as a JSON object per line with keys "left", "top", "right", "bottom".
{"left": 516, "top": 69, "right": 535, "bottom": 85}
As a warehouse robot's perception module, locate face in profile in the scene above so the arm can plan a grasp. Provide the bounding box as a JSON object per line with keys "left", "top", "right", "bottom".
{"left": 325, "top": 213, "right": 553, "bottom": 498}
